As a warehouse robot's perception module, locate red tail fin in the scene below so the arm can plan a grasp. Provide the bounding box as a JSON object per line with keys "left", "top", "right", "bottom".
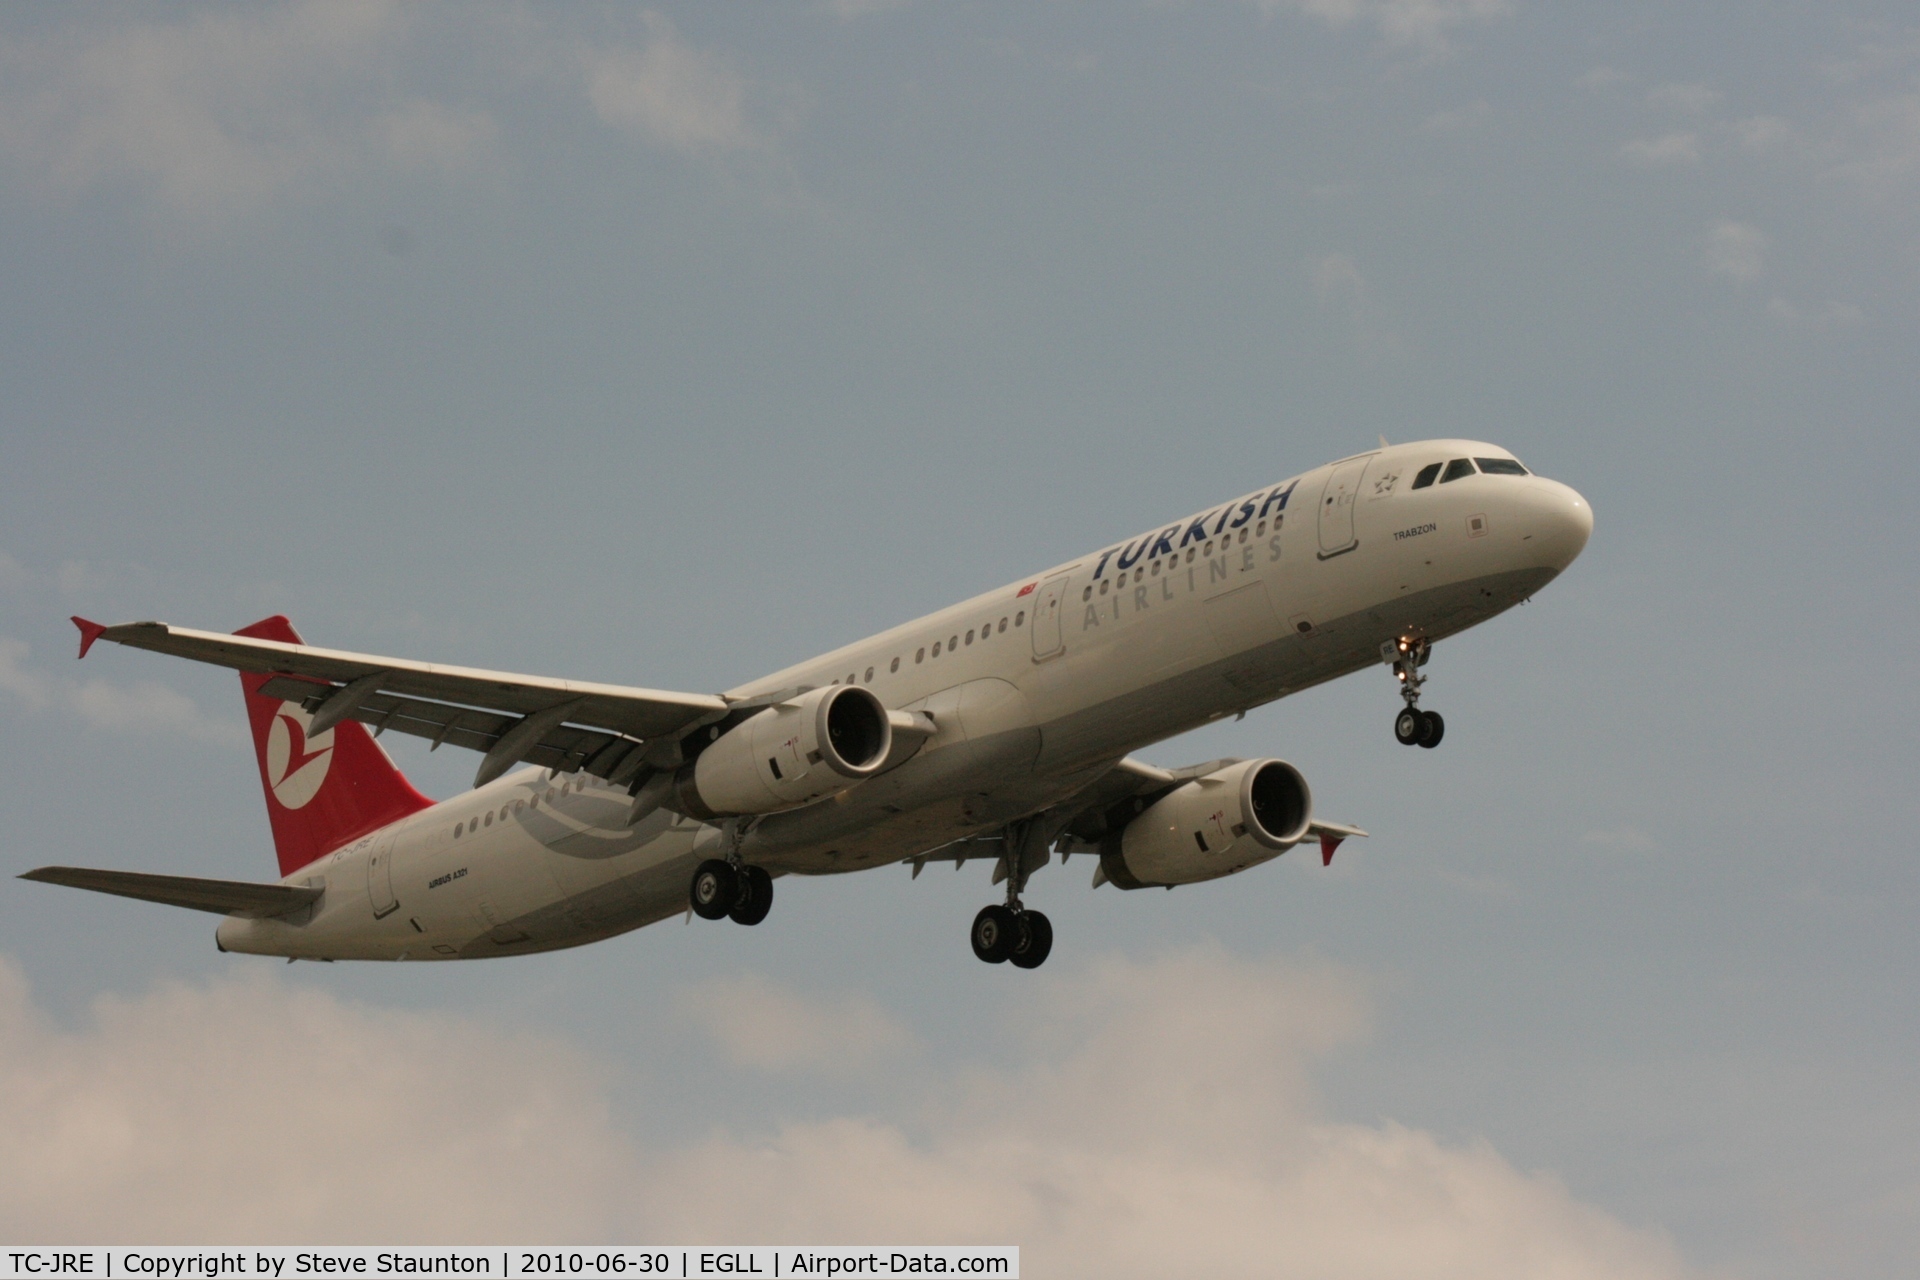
{"left": 235, "top": 617, "right": 434, "bottom": 877}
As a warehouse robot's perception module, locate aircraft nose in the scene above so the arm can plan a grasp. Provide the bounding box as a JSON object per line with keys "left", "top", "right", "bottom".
{"left": 1526, "top": 478, "right": 1593, "bottom": 571}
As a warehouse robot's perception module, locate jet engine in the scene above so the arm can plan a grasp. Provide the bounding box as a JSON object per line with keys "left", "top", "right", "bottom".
{"left": 673, "top": 684, "right": 892, "bottom": 819}
{"left": 1099, "top": 758, "right": 1312, "bottom": 889}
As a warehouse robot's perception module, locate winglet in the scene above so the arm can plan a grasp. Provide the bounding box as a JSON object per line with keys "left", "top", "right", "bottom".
{"left": 72, "top": 616, "right": 107, "bottom": 660}
{"left": 1320, "top": 834, "right": 1346, "bottom": 866}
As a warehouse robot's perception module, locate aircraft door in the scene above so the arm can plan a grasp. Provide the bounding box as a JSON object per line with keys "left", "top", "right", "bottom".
{"left": 1030, "top": 573, "right": 1071, "bottom": 661}
{"left": 1317, "top": 454, "right": 1375, "bottom": 559}
{"left": 367, "top": 829, "right": 400, "bottom": 918}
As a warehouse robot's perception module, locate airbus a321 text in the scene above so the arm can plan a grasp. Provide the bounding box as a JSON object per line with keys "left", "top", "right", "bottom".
{"left": 26, "top": 440, "right": 1590, "bottom": 968}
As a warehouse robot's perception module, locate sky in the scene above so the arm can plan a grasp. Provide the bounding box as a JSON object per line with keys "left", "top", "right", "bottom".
{"left": 0, "top": 2, "right": 1916, "bottom": 1275}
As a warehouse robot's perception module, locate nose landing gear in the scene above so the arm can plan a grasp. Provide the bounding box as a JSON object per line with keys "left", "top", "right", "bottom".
{"left": 970, "top": 820, "right": 1053, "bottom": 969}
{"left": 1387, "top": 637, "right": 1445, "bottom": 748}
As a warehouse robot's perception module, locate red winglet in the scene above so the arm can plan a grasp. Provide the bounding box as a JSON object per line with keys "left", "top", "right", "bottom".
{"left": 1320, "top": 834, "right": 1345, "bottom": 867}
{"left": 71, "top": 616, "right": 107, "bottom": 660}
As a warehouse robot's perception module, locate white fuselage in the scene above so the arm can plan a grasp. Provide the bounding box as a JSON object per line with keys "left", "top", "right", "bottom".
{"left": 217, "top": 440, "right": 1592, "bottom": 960}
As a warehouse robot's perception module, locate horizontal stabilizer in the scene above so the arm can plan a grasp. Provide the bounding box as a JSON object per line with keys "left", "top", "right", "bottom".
{"left": 19, "top": 866, "right": 323, "bottom": 918}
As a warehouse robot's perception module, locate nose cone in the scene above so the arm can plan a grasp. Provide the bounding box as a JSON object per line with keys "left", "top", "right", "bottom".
{"left": 1526, "top": 478, "right": 1593, "bottom": 571}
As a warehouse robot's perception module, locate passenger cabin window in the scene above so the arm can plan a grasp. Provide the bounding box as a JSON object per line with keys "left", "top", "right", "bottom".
{"left": 891, "top": 657, "right": 900, "bottom": 672}
{"left": 1015, "top": 611, "right": 1024, "bottom": 626}
{"left": 1411, "top": 462, "right": 1444, "bottom": 489}
{"left": 1440, "top": 458, "right": 1477, "bottom": 483}
{"left": 1475, "top": 457, "right": 1528, "bottom": 475}
{"left": 915, "top": 648, "right": 925, "bottom": 663}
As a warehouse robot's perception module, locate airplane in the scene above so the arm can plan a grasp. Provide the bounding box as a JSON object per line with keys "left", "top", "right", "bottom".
{"left": 23, "top": 440, "right": 1590, "bottom": 969}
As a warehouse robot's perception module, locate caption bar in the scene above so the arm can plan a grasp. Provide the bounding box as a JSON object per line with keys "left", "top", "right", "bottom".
{"left": 2, "top": 1252, "right": 1016, "bottom": 1280}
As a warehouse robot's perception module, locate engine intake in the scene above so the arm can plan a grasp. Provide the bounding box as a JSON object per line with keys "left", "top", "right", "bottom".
{"left": 1101, "top": 758, "right": 1311, "bottom": 889}
{"left": 674, "top": 684, "right": 892, "bottom": 819}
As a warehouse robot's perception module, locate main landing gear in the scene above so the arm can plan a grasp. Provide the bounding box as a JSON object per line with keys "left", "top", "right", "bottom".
{"left": 690, "top": 859, "right": 773, "bottom": 925}
{"left": 971, "top": 903, "right": 1052, "bottom": 968}
{"left": 689, "top": 822, "right": 773, "bottom": 926}
{"left": 1388, "top": 636, "right": 1445, "bottom": 749}
{"left": 970, "top": 820, "right": 1053, "bottom": 969}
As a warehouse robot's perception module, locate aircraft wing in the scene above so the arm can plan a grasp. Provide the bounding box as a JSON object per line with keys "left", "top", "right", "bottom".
{"left": 20, "top": 866, "right": 323, "bottom": 918}
{"left": 73, "top": 618, "right": 732, "bottom": 785}
{"left": 906, "top": 755, "right": 1368, "bottom": 879}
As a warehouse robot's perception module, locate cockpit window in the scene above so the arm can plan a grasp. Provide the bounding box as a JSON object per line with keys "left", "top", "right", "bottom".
{"left": 1411, "top": 462, "right": 1443, "bottom": 490}
{"left": 1475, "top": 457, "right": 1528, "bottom": 475}
{"left": 1440, "top": 458, "right": 1476, "bottom": 483}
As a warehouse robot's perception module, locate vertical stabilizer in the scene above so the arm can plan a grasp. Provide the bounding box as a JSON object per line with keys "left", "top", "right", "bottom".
{"left": 234, "top": 616, "right": 434, "bottom": 877}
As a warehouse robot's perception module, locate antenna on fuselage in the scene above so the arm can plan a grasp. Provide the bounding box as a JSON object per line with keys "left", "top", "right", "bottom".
{"left": 1379, "top": 434, "right": 1390, "bottom": 449}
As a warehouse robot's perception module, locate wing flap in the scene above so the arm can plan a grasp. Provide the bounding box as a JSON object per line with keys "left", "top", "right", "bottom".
{"left": 258, "top": 677, "right": 648, "bottom": 781}
{"left": 20, "top": 866, "right": 323, "bottom": 918}
{"left": 90, "top": 621, "right": 727, "bottom": 742}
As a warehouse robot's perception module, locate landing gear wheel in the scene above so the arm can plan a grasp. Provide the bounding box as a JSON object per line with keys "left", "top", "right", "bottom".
{"left": 1009, "top": 911, "right": 1053, "bottom": 969}
{"left": 1395, "top": 707, "right": 1426, "bottom": 745}
{"left": 729, "top": 865, "right": 774, "bottom": 926}
{"left": 689, "top": 859, "right": 740, "bottom": 920}
{"left": 1418, "top": 710, "right": 1446, "bottom": 749}
{"left": 971, "top": 904, "right": 1018, "bottom": 964}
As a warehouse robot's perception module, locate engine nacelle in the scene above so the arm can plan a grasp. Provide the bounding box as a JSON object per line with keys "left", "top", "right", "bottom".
{"left": 1100, "top": 759, "right": 1312, "bottom": 889}
{"left": 675, "top": 684, "right": 892, "bottom": 819}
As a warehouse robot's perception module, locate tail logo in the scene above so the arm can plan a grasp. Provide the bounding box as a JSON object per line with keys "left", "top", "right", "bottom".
{"left": 265, "top": 702, "right": 335, "bottom": 810}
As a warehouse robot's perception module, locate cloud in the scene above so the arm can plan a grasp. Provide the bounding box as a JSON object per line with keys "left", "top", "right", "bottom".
{"left": 1618, "top": 132, "right": 1701, "bottom": 166}
{"left": 676, "top": 973, "right": 917, "bottom": 1074}
{"left": 1645, "top": 83, "right": 1723, "bottom": 115}
{"left": 0, "top": 5, "right": 778, "bottom": 221}
{"left": 0, "top": 947, "right": 1705, "bottom": 1276}
{"left": 582, "top": 14, "right": 762, "bottom": 156}
{"left": 377, "top": 100, "right": 499, "bottom": 174}
{"left": 1766, "top": 297, "right": 1864, "bottom": 326}
{"left": 0, "top": 1, "right": 485, "bottom": 220}
{"left": 1731, "top": 114, "right": 1805, "bottom": 157}
{"left": 824, "top": 0, "right": 911, "bottom": 17}
{"left": 1254, "top": 0, "right": 1511, "bottom": 52}
{"left": 0, "top": 958, "right": 628, "bottom": 1241}
{"left": 1704, "top": 220, "right": 1768, "bottom": 281}
{"left": 1582, "top": 826, "right": 1656, "bottom": 852}
{"left": 0, "top": 637, "right": 244, "bottom": 748}
{"left": 1830, "top": 92, "right": 1920, "bottom": 189}
{"left": 1421, "top": 101, "right": 1490, "bottom": 132}
{"left": 1306, "top": 252, "right": 1401, "bottom": 357}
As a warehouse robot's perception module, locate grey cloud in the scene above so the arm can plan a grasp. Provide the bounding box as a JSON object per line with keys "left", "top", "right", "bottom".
{"left": 0, "top": 637, "right": 244, "bottom": 748}
{"left": 582, "top": 14, "right": 764, "bottom": 156}
{"left": 1619, "top": 133, "right": 1701, "bottom": 166}
{"left": 1254, "top": 0, "right": 1511, "bottom": 52}
{"left": 1704, "top": 220, "right": 1768, "bottom": 281}
{"left": 0, "top": 949, "right": 1704, "bottom": 1276}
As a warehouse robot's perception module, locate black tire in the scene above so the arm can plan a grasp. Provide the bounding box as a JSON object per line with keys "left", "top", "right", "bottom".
{"left": 1419, "top": 710, "right": 1446, "bottom": 749}
{"left": 1010, "top": 911, "right": 1053, "bottom": 969}
{"left": 1394, "top": 707, "right": 1425, "bottom": 745}
{"left": 971, "top": 904, "right": 1018, "bottom": 964}
{"left": 729, "top": 865, "right": 774, "bottom": 926}
{"left": 689, "top": 859, "right": 739, "bottom": 920}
